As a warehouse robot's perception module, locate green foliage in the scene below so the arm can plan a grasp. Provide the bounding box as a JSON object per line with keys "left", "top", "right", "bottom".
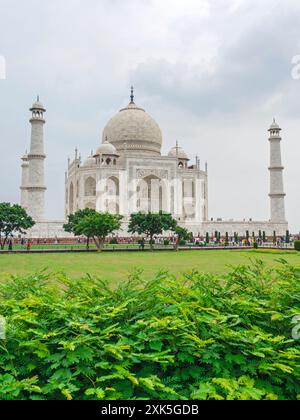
{"left": 0, "top": 203, "right": 35, "bottom": 250}
{"left": 205, "top": 233, "right": 210, "bottom": 244}
{"left": 294, "top": 241, "right": 300, "bottom": 251}
{"left": 64, "top": 209, "right": 122, "bottom": 251}
{"left": 63, "top": 209, "right": 97, "bottom": 237}
{"left": 0, "top": 261, "right": 299, "bottom": 400}
{"left": 128, "top": 212, "right": 176, "bottom": 249}
{"left": 174, "top": 226, "right": 192, "bottom": 251}
{"left": 225, "top": 232, "right": 229, "bottom": 247}
{"left": 77, "top": 213, "right": 123, "bottom": 251}
{"left": 163, "top": 240, "right": 170, "bottom": 246}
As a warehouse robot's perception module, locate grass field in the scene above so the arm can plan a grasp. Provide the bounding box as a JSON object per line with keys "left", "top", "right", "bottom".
{"left": 0, "top": 249, "right": 299, "bottom": 285}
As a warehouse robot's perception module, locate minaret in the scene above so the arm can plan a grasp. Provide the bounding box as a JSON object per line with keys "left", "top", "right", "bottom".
{"left": 27, "top": 97, "right": 47, "bottom": 222}
{"left": 268, "top": 119, "right": 286, "bottom": 222}
{"left": 20, "top": 152, "right": 29, "bottom": 211}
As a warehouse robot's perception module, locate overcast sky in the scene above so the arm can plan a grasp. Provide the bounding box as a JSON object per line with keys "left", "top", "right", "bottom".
{"left": 0, "top": 0, "right": 299, "bottom": 232}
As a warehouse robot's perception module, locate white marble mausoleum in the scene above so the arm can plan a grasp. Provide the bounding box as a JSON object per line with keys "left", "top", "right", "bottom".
{"left": 20, "top": 89, "right": 288, "bottom": 238}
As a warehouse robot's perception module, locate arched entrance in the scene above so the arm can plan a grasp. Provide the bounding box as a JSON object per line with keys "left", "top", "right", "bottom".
{"left": 137, "top": 175, "right": 165, "bottom": 213}
{"left": 106, "top": 176, "right": 120, "bottom": 214}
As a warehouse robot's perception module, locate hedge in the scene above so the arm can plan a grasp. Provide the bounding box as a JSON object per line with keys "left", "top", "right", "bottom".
{"left": 0, "top": 261, "right": 299, "bottom": 400}
{"left": 295, "top": 241, "right": 300, "bottom": 251}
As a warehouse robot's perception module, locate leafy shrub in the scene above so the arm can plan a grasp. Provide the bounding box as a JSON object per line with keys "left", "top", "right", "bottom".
{"left": 295, "top": 241, "right": 300, "bottom": 251}
{"left": 109, "top": 238, "right": 119, "bottom": 245}
{"left": 195, "top": 241, "right": 205, "bottom": 247}
{"left": 253, "top": 242, "right": 259, "bottom": 249}
{"left": 0, "top": 261, "right": 300, "bottom": 400}
{"left": 179, "top": 240, "right": 186, "bottom": 246}
{"left": 163, "top": 240, "right": 170, "bottom": 246}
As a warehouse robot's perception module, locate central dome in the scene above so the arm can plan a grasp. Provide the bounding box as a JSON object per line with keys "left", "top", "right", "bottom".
{"left": 102, "top": 92, "right": 162, "bottom": 157}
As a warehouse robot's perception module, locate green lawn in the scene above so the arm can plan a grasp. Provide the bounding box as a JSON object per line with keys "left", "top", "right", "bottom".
{"left": 0, "top": 249, "right": 300, "bottom": 285}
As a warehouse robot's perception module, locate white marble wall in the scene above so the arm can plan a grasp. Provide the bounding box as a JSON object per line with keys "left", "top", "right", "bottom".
{"left": 26, "top": 221, "right": 74, "bottom": 239}
{"left": 24, "top": 219, "right": 288, "bottom": 239}
{"left": 65, "top": 156, "right": 209, "bottom": 224}
{"left": 184, "top": 221, "right": 289, "bottom": 237}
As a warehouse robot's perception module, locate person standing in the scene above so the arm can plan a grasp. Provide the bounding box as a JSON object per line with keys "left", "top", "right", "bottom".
{"left": 139, "top": 238, "right": 145, "bottom": 251}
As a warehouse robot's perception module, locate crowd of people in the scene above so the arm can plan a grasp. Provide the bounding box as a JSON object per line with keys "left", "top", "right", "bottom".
{"left": 1, "top": 233, "right": 298, "bottom": 252}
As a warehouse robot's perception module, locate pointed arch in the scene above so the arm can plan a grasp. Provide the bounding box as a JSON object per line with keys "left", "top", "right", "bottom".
{"left": 85, "top": 177, "right": 96, "bottom": 197}
{"left": 137, "top": 175, "right": 166, "bottom": 213}
{"left": 69, "top": 182, "right": 74, "bottom": 214}
{"left": 107, "top": 177, "right": 120, "bottom": 214}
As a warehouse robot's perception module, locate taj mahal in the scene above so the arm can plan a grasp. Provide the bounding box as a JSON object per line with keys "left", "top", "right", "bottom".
{"left": 20, "top": 88, "right": 288, "bottom": 238}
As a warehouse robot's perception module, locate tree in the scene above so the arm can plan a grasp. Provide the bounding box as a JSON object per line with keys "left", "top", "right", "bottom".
{"left": 286, "top": 230, "right": 290, "bottom": 244}
{"left": 0, "top": 203, "right": 35, "bottom": 250}
{"left": 64, "top": 208, "right": 96, "bottom": 248}
{"left": 128, "top": 212, "right": 176, "bottom": 250}
{"left": 76, "top": 213, "right": 123, "bottom": 252}
{"left": 205, "top": 232, "right": 210, "bottom": 245}
{"left": 225, "top": 232, "right": 229, "bottom": 247}
{"left": 173, "top": 226, "right": 193, "bottom": 251}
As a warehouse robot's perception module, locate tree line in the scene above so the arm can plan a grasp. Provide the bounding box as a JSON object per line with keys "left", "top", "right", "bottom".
{"left": 63, "top": 209, "right": 192, "bottom": 252}
{"left": 0, "top": 203, "right": 191, "bottom": 252}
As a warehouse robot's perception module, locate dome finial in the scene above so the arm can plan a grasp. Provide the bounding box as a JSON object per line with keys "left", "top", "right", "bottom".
{"left": 37, "top": 95, "right": 40, "bottom": 102}
{"left": 130, "top": 86, "right": 134, "bottom": 103}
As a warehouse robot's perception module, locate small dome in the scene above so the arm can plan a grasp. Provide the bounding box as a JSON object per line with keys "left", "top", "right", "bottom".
{"left": 84, "top": 155, "right": 96, "bottom": 166}
{"left": 95, "top": 140, "right": 118, "bottom": 156}
{"left": 269, "top": 119, "right": 281, "bottom": 130}
{"left": 168, "top": 145, "right": 189, "bottom": 160}
{"left": 30, "top": 97, "right": 46, "bottom": 111}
